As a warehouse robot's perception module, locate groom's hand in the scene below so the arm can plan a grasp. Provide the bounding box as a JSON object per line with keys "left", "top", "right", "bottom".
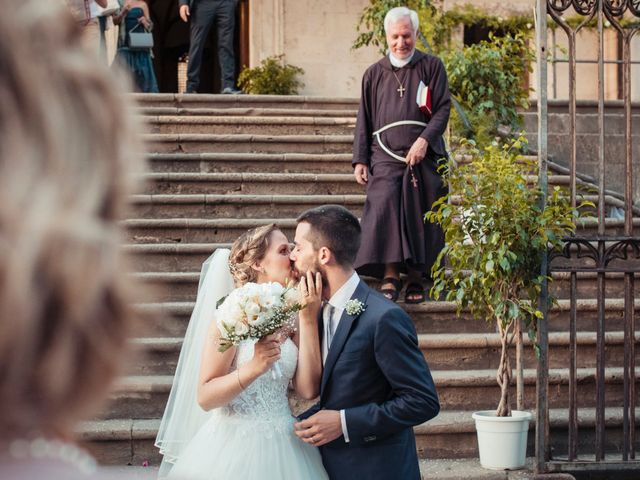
{"left": 294, "top": 410, "right": 342, "bottom": 447}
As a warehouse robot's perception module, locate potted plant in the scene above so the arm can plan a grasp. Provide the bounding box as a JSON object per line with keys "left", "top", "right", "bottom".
{"left": 426, "top": 137, "right": 582, "bottom": 469}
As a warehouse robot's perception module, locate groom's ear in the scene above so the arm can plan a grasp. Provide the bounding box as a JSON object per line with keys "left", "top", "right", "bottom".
{"left": 318, "top": 246, "right": 332, "bottom": 266}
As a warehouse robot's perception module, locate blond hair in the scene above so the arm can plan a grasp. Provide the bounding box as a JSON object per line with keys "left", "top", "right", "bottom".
{"left": 0, "top": 1, "right": 144, "bottom": 438}
{"left": 228, "top": 225, "right": 280, "bottom": 286}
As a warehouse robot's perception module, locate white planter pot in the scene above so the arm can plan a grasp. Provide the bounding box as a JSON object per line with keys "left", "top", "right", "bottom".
{"left": 472, "top": 410, "right": 532, "bottom": 470}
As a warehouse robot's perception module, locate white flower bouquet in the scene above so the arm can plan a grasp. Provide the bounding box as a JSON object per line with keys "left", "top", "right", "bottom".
{"left": 216, "top": 282, "right": 304, "bottom": 353}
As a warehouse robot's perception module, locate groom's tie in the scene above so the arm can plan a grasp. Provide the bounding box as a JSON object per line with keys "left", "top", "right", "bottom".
{"left": 323, "top": 303, "right": 335, "bottom": 364}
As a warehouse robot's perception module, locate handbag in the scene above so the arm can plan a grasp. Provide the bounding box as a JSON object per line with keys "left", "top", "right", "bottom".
{"left": 127, "top": 23, "right": 154, "bottom": 50}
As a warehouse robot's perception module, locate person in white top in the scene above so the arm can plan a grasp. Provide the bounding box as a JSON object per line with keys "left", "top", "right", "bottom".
{"left": 290, "top": 205, "right": 440, "bottom": 480}
{"left": 65, "top": 0, "right": 108, "bottom": 54}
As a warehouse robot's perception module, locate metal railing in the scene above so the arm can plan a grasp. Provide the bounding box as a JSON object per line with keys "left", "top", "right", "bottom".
{"left": 536, "top": 0, "right": 640, "bottom": 474}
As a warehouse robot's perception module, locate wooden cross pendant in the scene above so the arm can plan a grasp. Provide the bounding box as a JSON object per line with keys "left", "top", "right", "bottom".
{"left": 397, "top": 85, "right": 405, "bottom": 97}
{"left": 410, "top": 167, "right": 418, "bottom": 188}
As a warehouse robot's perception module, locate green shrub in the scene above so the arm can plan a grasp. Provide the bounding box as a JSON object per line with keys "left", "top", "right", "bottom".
{"left": 443, "top": 33, "right": 534, "bottom": 146}
{"left": 238, "top": 55, "right": 304, "bottom": 95}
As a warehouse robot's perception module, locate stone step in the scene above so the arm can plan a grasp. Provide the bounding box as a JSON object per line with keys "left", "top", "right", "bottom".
{"left": 146, "top": 152, "right": 354, "bottom": 174}
{"left": 131, "top": 268, "right": 640, "bottom": 303}
{"left": 123, "top": 217, "right": 640, "bottom": 244}
{"left": 144, "top": 116, "right": 356, "bottom": 136}
{"left": 101, "top": 368, "right": 639, "bottom": 421}
{"left": 144, "top": 133, "right": 353, "bottom": 155}
{"left": 132, "top": 93, "right": 360, "bottom": 111}
{"left": 140, "top": 172, "right": 622, "bottom": 200}
{"left": 127, "top": 194, "right": 619, "bottom": 224}
{"left": 125, "top": 242, "right": 640, "bottom": 292}
{"left": 136, "top": 299, "right": 640, "bottom": 338}
{"left": 128, "top": 194, "right": 365, "bottom": 219}
{"left": 79, "top": 418, "right": 158, "bottom": 466}
{"left": 142, "top": 172, "right": 363, "bottom": 195}
{"left": 125, "top": 243, "right": 226, "bottom": 272}
{"left": 138, "top": 106, "right": 359, "bottom": 118}
{"left": 417, "top": 407, "right": 640, "bottom": 460}
{"left": 79, "top": 407, "right": 640, "bottom": 465}
{"left": 128, "top": 332, "right": 640, "bottom": 377}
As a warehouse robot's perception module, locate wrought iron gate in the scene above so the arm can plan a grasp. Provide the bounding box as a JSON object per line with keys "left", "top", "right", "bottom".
{"left": 536, "top": 0, "right": 640, "bottom": 474}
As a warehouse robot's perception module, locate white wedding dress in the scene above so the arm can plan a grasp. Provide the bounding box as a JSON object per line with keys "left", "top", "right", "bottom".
{"left": 165, "top": 337, "right": 328, "bottom": 480}
{"left": 156, "top": 249, "right": 328, "bottom": 480}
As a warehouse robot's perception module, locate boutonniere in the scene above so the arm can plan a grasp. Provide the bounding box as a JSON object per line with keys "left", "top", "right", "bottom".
{"left": 345, "top": 299, "right": 366, "bottom": 316}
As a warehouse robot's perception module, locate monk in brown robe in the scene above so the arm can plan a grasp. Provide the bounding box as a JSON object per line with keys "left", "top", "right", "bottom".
{"left": 353, "top": 6, "right": 450, "bottom": 303}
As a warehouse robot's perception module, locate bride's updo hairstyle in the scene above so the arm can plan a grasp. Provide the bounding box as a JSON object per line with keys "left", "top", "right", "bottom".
{"left": 0, "top": 2, "right": 144, "bottom": 439}
{"left": 228, "top": 224, "right": 280, "bottom": 286}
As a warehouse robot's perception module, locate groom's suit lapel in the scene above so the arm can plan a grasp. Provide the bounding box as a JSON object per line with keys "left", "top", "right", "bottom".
{"left": 321, "top": 280, "right": 370, "bottom": 395}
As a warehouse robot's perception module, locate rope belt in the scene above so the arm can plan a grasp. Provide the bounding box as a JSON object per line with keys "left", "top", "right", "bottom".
{"left": 372, "top": 120, "right": 428, "bottom": 162}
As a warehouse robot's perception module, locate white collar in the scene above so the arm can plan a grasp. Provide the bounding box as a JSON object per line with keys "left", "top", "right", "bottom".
{"left": 327, "top": 272, "right": 360, "bottom": 311}
{"left": 389, "top": 50, "right": 415, "bottom": 68}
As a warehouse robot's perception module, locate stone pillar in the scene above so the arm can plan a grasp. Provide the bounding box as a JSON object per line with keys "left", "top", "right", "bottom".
{"left": 249, "top": 0, "right": 285, "bottom": 66}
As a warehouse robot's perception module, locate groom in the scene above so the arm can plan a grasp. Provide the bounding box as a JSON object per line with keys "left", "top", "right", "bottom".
{"left": 290, "top": 205, "right": 439, "bottom": 479}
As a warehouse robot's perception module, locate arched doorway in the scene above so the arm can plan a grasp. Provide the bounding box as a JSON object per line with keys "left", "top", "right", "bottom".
{"left": 147, "top": 0, "right": 249, "bottom": 93}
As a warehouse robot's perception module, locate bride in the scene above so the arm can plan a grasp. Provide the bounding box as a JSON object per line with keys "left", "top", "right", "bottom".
{"left": 155, "top": 224, "right": 329, "bottom": 479}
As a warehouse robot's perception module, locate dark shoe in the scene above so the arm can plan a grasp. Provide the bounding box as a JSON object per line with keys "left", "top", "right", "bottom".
{"left": 184, "top": 88, "right": 197, "bottom": 94}
{"left": 380, "top": 277, "right": 402, "bottom": 303}
{"left": 221, "top": 87, "right": 243, "bottom": 94}
{"left": 405, "top": 282, "right": 426, "bottom": 304}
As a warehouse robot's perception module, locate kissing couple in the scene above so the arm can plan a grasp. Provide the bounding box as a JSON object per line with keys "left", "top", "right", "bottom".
{"left": 155, "top": 205, "right": 439, "bottom": 480}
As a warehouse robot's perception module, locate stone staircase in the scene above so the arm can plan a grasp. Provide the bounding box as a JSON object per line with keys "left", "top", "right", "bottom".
{"left": 80, "top": 94, "right": 640, "bottom": 468}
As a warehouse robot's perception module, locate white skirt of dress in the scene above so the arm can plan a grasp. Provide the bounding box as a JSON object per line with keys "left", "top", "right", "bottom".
{"left": 165, "top": 411, "right": 329, "bottom": 480}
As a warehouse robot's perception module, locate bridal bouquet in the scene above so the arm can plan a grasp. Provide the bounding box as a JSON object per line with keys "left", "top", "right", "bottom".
{"left": 216, "top": 282, "right": 304, "bottom": 353}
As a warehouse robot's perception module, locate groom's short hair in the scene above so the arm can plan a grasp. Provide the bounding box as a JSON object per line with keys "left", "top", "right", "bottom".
{"left": 296, "top": 205, "right": 361, "bottom": 267}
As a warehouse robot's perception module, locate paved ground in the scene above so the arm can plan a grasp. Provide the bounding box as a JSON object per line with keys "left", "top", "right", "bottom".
{"left": 104, "top": 459, "right": 543, "bottom": 479}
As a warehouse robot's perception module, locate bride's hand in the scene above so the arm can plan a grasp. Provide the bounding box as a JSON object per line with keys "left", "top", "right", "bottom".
{"left": 249, "top": 334, "right": 281, "bottom": 376}
{"left": 299, "top": 271, "right": 322, "bottom": 321}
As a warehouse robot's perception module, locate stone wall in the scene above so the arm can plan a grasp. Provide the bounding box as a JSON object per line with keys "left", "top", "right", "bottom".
{"left": 248, "top": 1, "right": 639, "bottom": 100}
{"left": 249, "top": 0, "right": 379, "bottom": 97}
{"left": 523, "top": 101, "right": 640, "bottom": 203}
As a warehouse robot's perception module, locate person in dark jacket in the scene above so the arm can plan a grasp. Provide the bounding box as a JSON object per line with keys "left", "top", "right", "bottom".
{"left": 178, "top": 0, "right": 241, "bottom": 94}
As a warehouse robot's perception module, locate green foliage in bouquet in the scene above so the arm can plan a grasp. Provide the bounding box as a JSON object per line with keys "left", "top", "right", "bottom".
{"left": 443, "top": 33, "right": 534, "bottom": 146}
{"left": 238, "top": 55, "right": 305, "bottom": 95}
{"left": 426, "top": 137, "right": 590, "bottom": 416}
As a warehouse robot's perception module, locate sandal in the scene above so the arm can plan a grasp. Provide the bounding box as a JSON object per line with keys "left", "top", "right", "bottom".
{"left": 380, "top": 277, "right": 402, "bottom": 303}
{"left": 405, "top": 282, "right": 426, "bottom": 304}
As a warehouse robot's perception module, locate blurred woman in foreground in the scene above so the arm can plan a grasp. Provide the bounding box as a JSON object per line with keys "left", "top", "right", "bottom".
{"left": 0, "top": 1, "right": 145, "bottom": 478}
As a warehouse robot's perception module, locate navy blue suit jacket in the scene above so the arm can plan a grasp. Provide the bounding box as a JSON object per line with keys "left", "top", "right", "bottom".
{"left": 301, "top": 280, "right": 440, "bottom": 480}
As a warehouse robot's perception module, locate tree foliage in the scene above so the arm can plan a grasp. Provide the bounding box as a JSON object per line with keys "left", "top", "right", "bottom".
{"left": 426, "top": 137, "right": 588, "bottom": 416}
{"left": 444, "top": 33, "right": 534, "bottom": 146}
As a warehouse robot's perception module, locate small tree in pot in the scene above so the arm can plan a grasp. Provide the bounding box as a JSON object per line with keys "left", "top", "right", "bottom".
{"left": 427, "top": 137, "right": 582, "bottom": 417}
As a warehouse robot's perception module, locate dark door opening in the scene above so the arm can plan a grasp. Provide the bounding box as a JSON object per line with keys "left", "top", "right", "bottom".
{"left": 147, "top": 0, "right": 249, "bottom": 93}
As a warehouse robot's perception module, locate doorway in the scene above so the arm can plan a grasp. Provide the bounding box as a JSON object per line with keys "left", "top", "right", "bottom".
{"left": 147, "top": 0, "right": 249, "bottom": 93}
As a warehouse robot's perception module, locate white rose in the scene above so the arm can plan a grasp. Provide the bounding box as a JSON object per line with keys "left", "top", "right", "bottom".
{"left": 244, "top": 301, "right": 261, "bottom": 318}
{"left": 262, "top": 282, "right": 283, "bottom": 298}
{"left": 249, "top": 313, "right": 268, "bottom": 327}
{"left": 234, "top": 321, "right": 249, "bottom": 336}
{"left": 283, "top": 287, "right": 302, "bottom": 307}
{"left": 262, "top": 295, "right": 277, "bottom": 309}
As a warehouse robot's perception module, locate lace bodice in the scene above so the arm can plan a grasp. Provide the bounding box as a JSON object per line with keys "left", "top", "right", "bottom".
{"left": 216, "top": 338, "right": 298, "bottom": 434}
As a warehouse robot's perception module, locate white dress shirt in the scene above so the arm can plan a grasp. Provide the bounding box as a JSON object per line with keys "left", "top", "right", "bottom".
{"left": 322, "top": 271, "right": 360, "bottom": 443}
